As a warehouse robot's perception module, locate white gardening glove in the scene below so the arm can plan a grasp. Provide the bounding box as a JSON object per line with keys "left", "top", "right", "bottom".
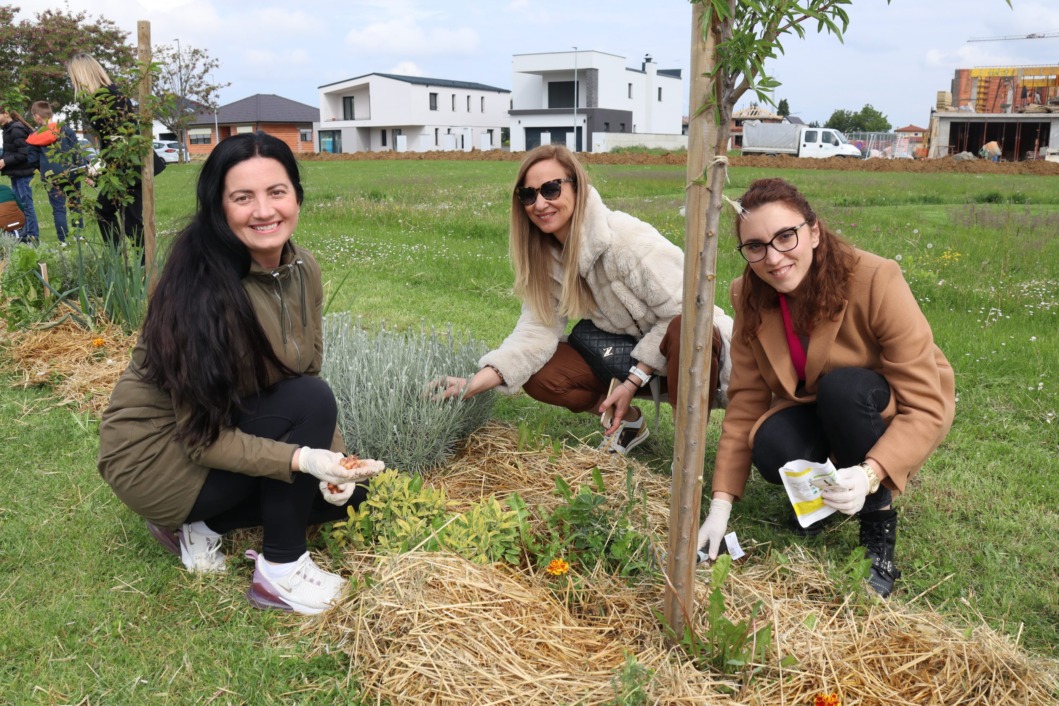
{"left": 813, "top": 464, "right": 869, "bottom": 515}
{"left": 297, "top": 447, "right": 354, "bottom": 486}
{"left": 319, "top": 481, "right": 357, "bottom": 506}
{"left": 696, "top": 498, "right": 733, "bottom": 561}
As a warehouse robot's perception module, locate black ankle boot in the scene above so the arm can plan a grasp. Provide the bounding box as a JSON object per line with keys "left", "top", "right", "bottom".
{"left": 859, "top": 509, "right": 901, "bottom": 597}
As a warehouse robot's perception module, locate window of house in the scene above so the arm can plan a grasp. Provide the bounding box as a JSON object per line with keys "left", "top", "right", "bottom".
{"left": 452, "top": 94, "right": 456, "bottom": 110}
{"left": 189, "top": 128, "right": 212, "bottom": 145}
{"left": 481, "top": 96, "right": 485, "bottom": 113}
{"left": 235, "top": 125, "right": 253, "bottom": 134}
{"left": 547, "top": 81, "right": 576, "bottom": 109}
{"left": 603, "top": 122, "right": 609, "bottom": 132}
{"left": 319, "top": 130, "right": 342, "bottom": 154}
{"left": 658, "top": 87, "right": 663, "bottom": 101}
{"left": 429, "top": 92, "right": 438, "bottom": 111}
{"left": 381, "top": 129, "right": 387, "bottom": 147}
{"left": 435, "top": 128, "right": 439, "bottom": 145}
{"left": 299, "top": 128, "right": 312, "bottom": 142}
{"left": 342, "top": 96, "right": 355, "bottom": 120}
{"left": 467, "top": 95, "right": 471, "bottom": 112}
{"left": 628, "top": 83, "right": 633, "bottom": 98}
{"left": 620, "top": 122, "right": 626, "bottom": 132}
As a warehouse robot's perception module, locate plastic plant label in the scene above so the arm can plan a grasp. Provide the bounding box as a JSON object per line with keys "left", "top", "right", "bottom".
{"left": 724, "top": 531, "right": 745, "bottom": 560}
{"left": 779, "top": 459, "right": 839, "bottom": 528}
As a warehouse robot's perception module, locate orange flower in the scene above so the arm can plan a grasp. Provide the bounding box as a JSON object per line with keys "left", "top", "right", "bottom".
{"left": 91, "top": 338, "right": 106, "bottom": 348}
{"left": 813, "top": 694, "right": 840, "bottom": 706}
{"left": 545, "top": 558, "right": 570, "bottom": 576}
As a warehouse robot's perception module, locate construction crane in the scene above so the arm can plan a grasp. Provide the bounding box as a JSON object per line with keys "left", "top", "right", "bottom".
{"left": 968, "top": 30, "right": 1059, "bottom": 42}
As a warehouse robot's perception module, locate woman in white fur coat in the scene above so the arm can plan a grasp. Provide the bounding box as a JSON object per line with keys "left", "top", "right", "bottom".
{"left": 437, "top": 145, "right": 733, "bottom": 454}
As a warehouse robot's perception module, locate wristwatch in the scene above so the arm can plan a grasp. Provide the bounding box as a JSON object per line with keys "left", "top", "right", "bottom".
{"left": 627, "top": 365, "right": 651, "bottom": 388}
{"left": 859, "top": 462, "right": 881, "bottom": 494}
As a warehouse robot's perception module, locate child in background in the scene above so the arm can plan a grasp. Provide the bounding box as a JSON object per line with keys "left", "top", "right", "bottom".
{"left": 27, "top": 101, "right": 88, "bottom": 246}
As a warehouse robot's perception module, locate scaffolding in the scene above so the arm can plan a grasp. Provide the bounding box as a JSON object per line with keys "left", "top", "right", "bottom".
{"left": 968, "top": 65, "right": 1059, "bottom": 112}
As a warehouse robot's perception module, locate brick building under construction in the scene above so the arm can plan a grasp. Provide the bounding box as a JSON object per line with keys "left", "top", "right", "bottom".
{"left": 926, "top": 65, "right": 1059, "bottom": 161}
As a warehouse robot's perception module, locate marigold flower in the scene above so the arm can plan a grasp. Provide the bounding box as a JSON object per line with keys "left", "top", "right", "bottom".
{"left": 545, "top": 558, "right": 570, "bottom": 576}
{"left": 813, "top": 693, "right": 840, "bottom": 706}
{"left": 91, "top": 338, "right": 106, "bottom": 348}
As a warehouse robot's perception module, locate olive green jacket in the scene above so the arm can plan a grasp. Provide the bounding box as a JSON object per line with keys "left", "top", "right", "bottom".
{"left": 97, "top": 244, "right": 341, "bottom": 528}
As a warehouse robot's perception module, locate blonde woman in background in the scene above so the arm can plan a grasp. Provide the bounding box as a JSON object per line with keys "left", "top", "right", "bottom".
{"left": 437, "top": 145, "right": 733, "bottom": 455}
{"left": 66, "top": 52, "right": 166, "bottom": 246}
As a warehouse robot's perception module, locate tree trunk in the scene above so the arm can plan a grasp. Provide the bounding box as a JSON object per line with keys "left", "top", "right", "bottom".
{"left": 664, "top": 1, "right": 721, "bottom": 636}
{"left": 137, "top": 21, "right": 158, "bottom": 294}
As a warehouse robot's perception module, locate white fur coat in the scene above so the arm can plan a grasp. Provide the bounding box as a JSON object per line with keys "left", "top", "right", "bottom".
{"left": 480, "top": 187, "right": 733, "bottom": 399}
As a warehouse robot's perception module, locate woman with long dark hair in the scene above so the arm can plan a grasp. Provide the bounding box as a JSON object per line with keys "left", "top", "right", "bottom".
{"left": 697, "top": 178, "right": 954, "bottom": 597}
{"left": 98, "top": 132, "right": 381, "bottom": 615}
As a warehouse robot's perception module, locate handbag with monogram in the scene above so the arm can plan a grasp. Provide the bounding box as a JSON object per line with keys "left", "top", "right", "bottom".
{"left": 567, "top": 319, "right": 638, "bottom": 383}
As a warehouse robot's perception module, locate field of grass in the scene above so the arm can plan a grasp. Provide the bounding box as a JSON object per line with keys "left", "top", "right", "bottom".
{"left": 1, "top": 159, "right": 1057, "bottom": 702}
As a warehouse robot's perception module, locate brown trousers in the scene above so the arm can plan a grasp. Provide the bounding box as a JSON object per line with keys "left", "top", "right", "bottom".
{"left": 523, "top": 315, "right": 722, "bottom": 417}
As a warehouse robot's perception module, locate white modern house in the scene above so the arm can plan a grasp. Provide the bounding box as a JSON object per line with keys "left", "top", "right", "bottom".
{"left": 509, "top": 50, "right": 684, "bottom": 153}
{"left": 314, "top": 73, "right": 510, "bottom": 153}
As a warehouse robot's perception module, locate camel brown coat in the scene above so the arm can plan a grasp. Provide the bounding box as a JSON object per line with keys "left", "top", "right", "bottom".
{"left": 712, "top": 250, "right": 954, "bottom": 500}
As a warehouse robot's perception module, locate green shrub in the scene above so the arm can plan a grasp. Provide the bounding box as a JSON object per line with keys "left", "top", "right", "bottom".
{"left": 331, "top": 469, "right": 450, "bottom": 554}
{"left": 330, "top": 469, "right": 524, "bottom": 565}
{"left": 321, "top": 314, "right": 495, "bottom": 473}
{"left": 527, "top": 467, "right": 658, "bottom": 579}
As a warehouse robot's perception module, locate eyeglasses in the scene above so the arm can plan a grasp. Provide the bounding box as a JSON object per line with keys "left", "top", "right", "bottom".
{"left": 736, "top": 221, "right": 807, "bottom": 263}
{"left": 516, "top": 178, "right": 575, "bottom": 206}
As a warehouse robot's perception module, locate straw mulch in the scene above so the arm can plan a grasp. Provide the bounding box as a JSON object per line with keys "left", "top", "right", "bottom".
{"left": 0, "top": 320, "right": 134, "bottom": 416}
{"left": 308, "top": 423, "right": 1059, "bottom": 706}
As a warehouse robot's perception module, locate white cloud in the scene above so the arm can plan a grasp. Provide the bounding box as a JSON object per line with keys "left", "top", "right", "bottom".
{"left": 387, "top": 61, "right": 426, "bottom": 77}
{"left": 345, "top": 19, "right": 479, "bottom": 55}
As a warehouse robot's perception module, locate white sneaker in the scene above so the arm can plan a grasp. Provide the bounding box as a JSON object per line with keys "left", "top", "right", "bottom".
{"left": 178, "top": 523, "right": 226, "bottom": 573}
{"left": 244, "top": 550, "right": 346, "bottom": 615}
{"left": 598, "top": 413, "right": 650, "bottom": 455}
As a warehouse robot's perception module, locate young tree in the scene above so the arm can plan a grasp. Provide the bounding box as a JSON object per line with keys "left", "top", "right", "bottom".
{"left": 152, "top": 42, "right": 229, "bottom": 162}
{"left": 777, "top": 97, "right": 790, "bottom": 117}
{"left": 0, "top": 5, "right": 135, "bottom": 113}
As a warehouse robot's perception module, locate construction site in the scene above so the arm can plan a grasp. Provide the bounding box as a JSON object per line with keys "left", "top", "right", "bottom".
{"left": 925, "top": 31, "right": 1059, "bottom": 161}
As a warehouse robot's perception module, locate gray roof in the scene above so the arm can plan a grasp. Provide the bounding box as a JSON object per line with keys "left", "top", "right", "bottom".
{"left": 190, "top": 94, "right": 319, "bottom": 126}
{"left": 319, "top": 72, "right": 509, "bottom": 93}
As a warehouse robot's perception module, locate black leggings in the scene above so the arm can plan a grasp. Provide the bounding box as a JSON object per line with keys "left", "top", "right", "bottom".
{"left": 185, "top": 376, "right": 367, "bottom": 563}
{"left": 751, "top": 367, "right": 893, "bottom": 514}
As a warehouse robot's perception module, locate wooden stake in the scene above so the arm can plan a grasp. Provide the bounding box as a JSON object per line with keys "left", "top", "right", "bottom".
{"left": 664, "top": 1, "right": 720, "bottom": 636}
{"left": 137, "top": 21, "right": 157, "bottom": 294}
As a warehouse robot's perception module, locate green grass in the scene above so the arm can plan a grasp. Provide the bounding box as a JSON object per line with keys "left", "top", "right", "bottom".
{"left": 2, "top": 160, "right": 1057, "bottom": 701}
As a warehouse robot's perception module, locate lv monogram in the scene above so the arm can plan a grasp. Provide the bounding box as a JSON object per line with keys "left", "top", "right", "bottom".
{"left": 603, "top": 346, "right": 615, "bottom": 357}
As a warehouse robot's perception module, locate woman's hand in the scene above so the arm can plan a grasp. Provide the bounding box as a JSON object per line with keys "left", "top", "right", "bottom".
{"left": 697, "top": 496, "right": 733, "bottom": 561}
{"left": 295, "top": 447, "right": 355, "bottom": 485}
{"left": 427, "top": 366, "right": 503, "bottom": 402}
{"left": 429, "top": 375, "right": 469, "bottom": 401}
{"left": 814, "top": 463, "right": 872, "bottom": 515}
{"left": 599, "top": 379, "right": 637, "bottom": 436}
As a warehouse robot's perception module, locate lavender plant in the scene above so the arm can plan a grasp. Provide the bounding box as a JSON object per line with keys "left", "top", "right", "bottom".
{"left": 321, "top": 313, "right": 495, "bottom": 473}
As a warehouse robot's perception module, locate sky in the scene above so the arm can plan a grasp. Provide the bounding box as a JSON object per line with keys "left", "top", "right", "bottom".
{"left": 10, "top": 0, "right": 1059, "bottom": 131}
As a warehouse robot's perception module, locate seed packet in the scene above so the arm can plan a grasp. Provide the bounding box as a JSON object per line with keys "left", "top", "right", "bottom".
{"left": 779, "top": 459, "right": 839, "bottom": 528}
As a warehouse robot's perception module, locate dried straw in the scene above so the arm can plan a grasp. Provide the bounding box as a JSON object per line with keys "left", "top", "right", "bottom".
{"left": 310, "top": 424, "right": 1059, "bottom": 705}
{"left": 0, "top": 320, "right": 134, "bottom": 416}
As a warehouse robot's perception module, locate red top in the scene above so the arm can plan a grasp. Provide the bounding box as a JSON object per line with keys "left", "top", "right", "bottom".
{"left": 778, "top": 294, "right": 807, "bottom": 381}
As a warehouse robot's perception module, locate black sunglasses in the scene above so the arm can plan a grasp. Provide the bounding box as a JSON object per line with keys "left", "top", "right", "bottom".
{"left": 516, "top": 178, "right": 575, "bottom": 206}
